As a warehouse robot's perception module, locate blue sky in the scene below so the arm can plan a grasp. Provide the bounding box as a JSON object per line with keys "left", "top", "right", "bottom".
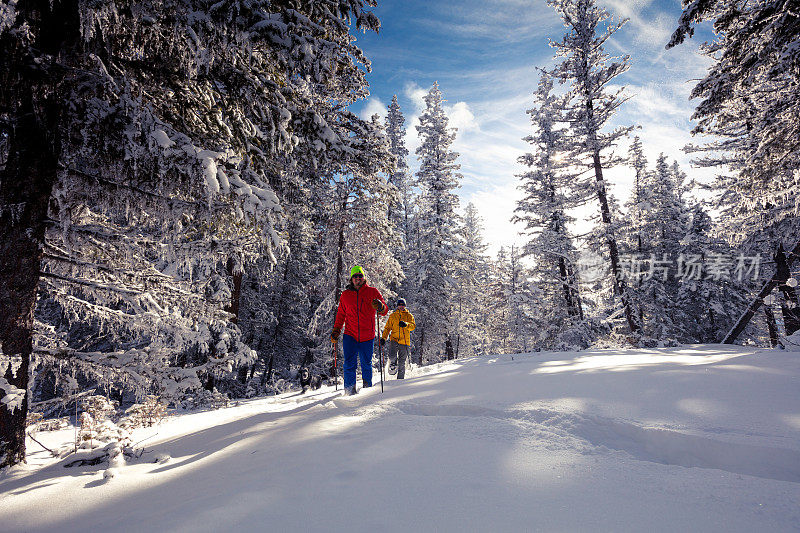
{"left": 352, "top": 0, "right": 716, "bottom": 256}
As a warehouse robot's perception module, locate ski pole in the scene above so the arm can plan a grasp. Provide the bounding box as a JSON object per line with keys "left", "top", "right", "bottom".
{"left": 332, "top": 340, "right": 338, "bottom": 391}
{"left": 377, "top": 314, "right": 384, "bottom": 393}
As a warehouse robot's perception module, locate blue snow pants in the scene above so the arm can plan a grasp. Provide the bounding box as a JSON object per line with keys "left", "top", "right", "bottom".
{"left": 342, "top": 334, "right": 374, "bottom": 388}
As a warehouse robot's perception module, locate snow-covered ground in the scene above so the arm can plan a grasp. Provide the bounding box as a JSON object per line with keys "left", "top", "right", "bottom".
{"left": 2, "top": 345, "right": 799, "bottom": 532}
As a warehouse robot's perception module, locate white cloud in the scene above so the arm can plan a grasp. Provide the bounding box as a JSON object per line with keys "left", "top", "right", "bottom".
{"left": 359, "top": 97, "right": 388, "bottom": 121}
{"left": 599, "top": 0, "right": 655, "bottom": 21}
{"left": 594, "top": 1, "right": 678, "bottom": 55}
{"left": 403, "top": 81, "right": 428, "bottom": 113}
{"left": 632, "top": 12, "right": 674, "bottom": 48}
{"left": 624, "top": 82, "right": 690, "bottom": 122}
{"left": 414, "top": 0, "right": 562, "bottom": 44}
{"left": 445, "top": 101, "right": 477, "bottom": 133}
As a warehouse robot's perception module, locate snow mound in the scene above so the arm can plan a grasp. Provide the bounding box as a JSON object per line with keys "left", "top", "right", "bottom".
{"left": 3, "top": 345, "right": 799, "bottom": 532}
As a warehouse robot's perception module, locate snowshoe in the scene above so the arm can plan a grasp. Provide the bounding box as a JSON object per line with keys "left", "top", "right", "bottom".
{"left": 388, "top": 362, "right": 398, "bottom": 375}
{"left": 344, "top": 385, "right": 358, "bottom": 396}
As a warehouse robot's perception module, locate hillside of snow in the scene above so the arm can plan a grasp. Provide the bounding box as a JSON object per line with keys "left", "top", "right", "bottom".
{"left": 2, "top": 345, "right": 799, "bottom": 532}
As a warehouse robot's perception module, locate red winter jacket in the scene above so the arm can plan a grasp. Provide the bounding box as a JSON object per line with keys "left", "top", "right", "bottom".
{"left": 334, "top": 281, "right": 388, "bottom": 343}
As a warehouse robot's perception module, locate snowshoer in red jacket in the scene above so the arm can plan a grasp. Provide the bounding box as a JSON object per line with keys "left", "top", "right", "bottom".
{"left": 331, "top": 265, "right": 388, "bottom": 395}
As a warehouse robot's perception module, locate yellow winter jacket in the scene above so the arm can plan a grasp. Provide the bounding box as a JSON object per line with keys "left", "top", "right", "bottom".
{"left": 381, "top": 308, "right": 416, "bottom": 346}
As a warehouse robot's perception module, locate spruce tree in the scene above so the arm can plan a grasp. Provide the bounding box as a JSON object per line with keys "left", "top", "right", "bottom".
{"left": 676, "top": 204, "right": 750, "bottom": 343}
{"left": 515, "top": 71, "right": 588, "bottom": 349}
{"left": 452, "top": 203, "right": 491, "bottom": 357}
{"left": 622, "top": 136, "right": 649, "bottom": 256}
{"left": 485, "top": 247, "right": 512, "bottom": 354}
{"left": 413, "top": 82, "right": 462, "bottom": 364}
{"left": 668, "top": 0, "right": 800, "bottom": 274}
{"left": 548, "top": 0, "right": 639, "bottom": 334}
{"left": 632, "top": 155, "right": 690, "bottom": 339}
{"left": 385, "top": 95, "right": 415, "bottom": 298}
{"left": 385, "top": 96, "right": 414, "bottom": 250}
{"left": 0, "top": 0, "right": 382, "bottom": 468}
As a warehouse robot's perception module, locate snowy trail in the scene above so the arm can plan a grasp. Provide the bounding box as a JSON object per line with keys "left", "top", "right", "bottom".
{"left": 2, "top": 345, "right": 800, "bottom": 532}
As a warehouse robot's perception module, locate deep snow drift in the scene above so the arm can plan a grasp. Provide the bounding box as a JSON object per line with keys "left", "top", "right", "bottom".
{"left": 2, "top": 345, "right": 799, "bottom": 532}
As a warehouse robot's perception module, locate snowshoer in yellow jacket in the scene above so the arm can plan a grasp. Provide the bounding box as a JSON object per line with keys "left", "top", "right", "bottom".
{"left": 380, "top": 298, "right": 415, "bottom": 378}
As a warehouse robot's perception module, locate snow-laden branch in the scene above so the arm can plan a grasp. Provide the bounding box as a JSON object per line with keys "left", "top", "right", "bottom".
{"left": 0, "top": 377, "right": 25, "bottom": 414}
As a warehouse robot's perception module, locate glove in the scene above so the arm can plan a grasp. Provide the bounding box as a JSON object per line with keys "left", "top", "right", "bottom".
{"left": 371, "top": 298, "right": 384, "bottom": 312}
{"left": 380, "top": 338, "right": 386, "bottom": 346}
{"left": 399, "top": 320, "right": 407, "bottom": 328}
{"left": 331, "top": 327, "right": 341, "bottom": 343}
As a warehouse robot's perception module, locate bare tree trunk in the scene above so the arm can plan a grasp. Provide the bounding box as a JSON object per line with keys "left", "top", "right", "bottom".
{"left": 591, "top": 149, "right": 639, "bottom": 334}
{"left": 566, "top": 260, "right": 584, "bottom": 321}
{"left": 226, "top": 257, "right": 243, "bottom": 324}
{"left": 335, "top": 207, "right": 346, "bottom": 303}
{"left": 226, "top": 258, "right": 248, "bottom": 382}
{"left": 723, "top": 278, "right": 779, "bottom": 343}
{"left": 724, "top": 240, "right": 800, "bottom": 343}
{"left": 418, "top": 328, "right": 425, "bottom": 365}
{"left": 765, "top": 306, "right": 779, "bottom": 348}
{"left": 775, "top": 245, "right": 800, "bottom": 336}
{"left": 547, "top": 179, "right": 582, "bottom": 321}
{"left": 266, "top": 355, "right": 275, "bottom": 384}
{"left": 558, "top": 256, "right": 580, "bottom": 318}
{"left": 0, "top": 96, "right": 59, "bottom": 468}
{"left": 707, "top": 308, "right": 716, "bottom": 343}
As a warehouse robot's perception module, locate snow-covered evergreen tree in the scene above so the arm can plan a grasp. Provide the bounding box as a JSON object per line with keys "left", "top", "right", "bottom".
{"left": 484, "top": 248, "right": 511, "bottom": 354}
{"left": 505, "top": 246, "right": 537, "bottom": 354}
{"left": 0, "top": 0, "right": 382, "bottom": 468}
{"left": 412, "top": 82, "right": 463, "bottom": 364}
{"left": 482, "top": 246, "right": 538, "bottom": 354}
{"left": 621, "top": 136, "right": 649, "bottom": 256}
{"left": 668, "top": 0, "right": 800, "bottom": 249}
{"left": 385, "top": 96, "right": 414, "bottom": 252}
{"left": 675, "top": 204, "right": 751, "bottom": 343}
{"left": 630, "top": 155, "right": 690, "bottom": 339}
{"left": 514, "top": 71, "right": 591, "bottom": 349}
{"left": 384, "top": 95, "right": 416, "bottom": 305}
{"left": 668, "top": 0, "right": 798, "bottom": 201}
{"left": 667, "top": 1, "right": 799, "bottom": 344}
{"left": 237, "top": 183, "right": 316, "bottom": 394}
{"left": 452, "top": 203, "right": 491, "bottom": 357}
{"left": 548, "top": 0, "right": 639, "bottom": 335}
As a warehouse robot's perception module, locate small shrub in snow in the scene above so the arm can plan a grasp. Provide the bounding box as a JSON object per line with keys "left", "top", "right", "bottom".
{"left": 26, "top": 411, "right": 43, "bottom": 428}
{"left": 107, "top": 442, "right": 126, "bottom": 469}
{"left": 35, "top": 417, "right": 70, "bottom": 432}
{"left": 79, "top": 414, "right": 131, "bottom": 450}
{"left": 178, "top": 389, "right": 229, "bottom": 411}
{"left": 121, "top": 396, "right": 167, "bottom": 429}
{"left": 78, "top": 412, "right": 98, "bottom": 449}
{"left": 64, "top": 441, "right": 129, "bottom": 470}
{"left": 83, "top": 396, "right": 119, "bottom": 423}
{"left": 77, "top": 396, "right": 130, "bottom": 450}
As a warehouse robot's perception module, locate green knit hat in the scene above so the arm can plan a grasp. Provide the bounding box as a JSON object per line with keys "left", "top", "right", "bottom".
{"left": 350, "top": 265, "right": 365, "bottom": 278}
